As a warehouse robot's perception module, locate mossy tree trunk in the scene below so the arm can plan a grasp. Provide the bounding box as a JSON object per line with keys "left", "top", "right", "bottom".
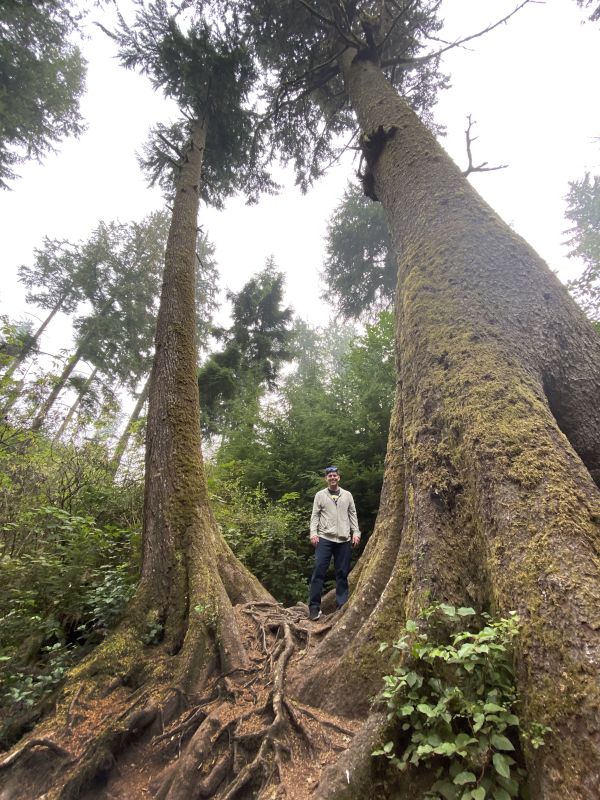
{"left": 299, "top": 49, "right": 600, "bottom": 800}
{"left": 0, "top": 117, "right": 271, "bottom": 800}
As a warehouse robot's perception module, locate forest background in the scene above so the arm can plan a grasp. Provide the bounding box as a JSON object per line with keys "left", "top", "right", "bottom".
{"left": 0, "top": 0, "right": 599, "bottom": 785}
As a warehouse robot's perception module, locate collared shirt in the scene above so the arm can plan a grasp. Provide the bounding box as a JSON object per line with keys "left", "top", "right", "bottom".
{"left": 309, "top": 487, "right": 361, "bottom": 543}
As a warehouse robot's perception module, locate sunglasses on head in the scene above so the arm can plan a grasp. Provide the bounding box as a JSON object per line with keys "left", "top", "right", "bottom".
{"left": 324, "top": 467, "right": 339, "bottom": 474}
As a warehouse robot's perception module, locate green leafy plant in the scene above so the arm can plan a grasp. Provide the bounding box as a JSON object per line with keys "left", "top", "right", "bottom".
{"left": 373, "top": 604, "right": 549, "bottom": 799}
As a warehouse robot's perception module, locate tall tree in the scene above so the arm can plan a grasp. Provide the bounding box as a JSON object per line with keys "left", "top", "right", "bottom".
{"left": 221, "top": 1, "right": 600, "bottom": 796}
{"left": 199, "top": 260, "right": 294, "bottom": 438}
{"left": 565, "top": 172, "right": 600, "bottom": 326}
{"left": 0, "top": 238, "right": 84, "bottom": 406}
{"left": 0, "top": 0, "right": 86, "bottom": 188}
{"left": 0, "top": 4, "right": 275, "bottom": 795}
{"left": 23, "top": 212, "right": 169, "bottom": 430}
{"left": 323, "top": 182, "right": 395, "bottom": 320}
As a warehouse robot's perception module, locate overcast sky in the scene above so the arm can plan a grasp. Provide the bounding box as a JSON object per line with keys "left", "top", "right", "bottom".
{"left": 1, "top": 1, "right": 598, "bottom": 364}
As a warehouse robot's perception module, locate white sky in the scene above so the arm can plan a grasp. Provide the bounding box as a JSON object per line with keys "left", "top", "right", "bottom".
{"left": 0, "top": 0, "right": 599, "bottom": 369}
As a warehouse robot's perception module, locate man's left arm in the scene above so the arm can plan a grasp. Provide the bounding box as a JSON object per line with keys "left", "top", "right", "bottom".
{"left": 348, "top": 493, "right": 361, "bottom": 546}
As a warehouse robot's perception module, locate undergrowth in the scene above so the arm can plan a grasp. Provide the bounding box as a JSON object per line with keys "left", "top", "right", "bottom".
{"left": 373, "top": 604, "right": 549, "bottom": 800}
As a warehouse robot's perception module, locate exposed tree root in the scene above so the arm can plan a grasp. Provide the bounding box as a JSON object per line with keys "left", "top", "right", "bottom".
{"left": 0, "top": 739, "right": 73, "bottom": 771}
{"left": 0, "top": 600, "right": 364, "bottom": 800}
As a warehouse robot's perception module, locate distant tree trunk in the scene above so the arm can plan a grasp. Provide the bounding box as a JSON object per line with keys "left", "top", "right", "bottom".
{"left": 29, "top": 346, "right": 84, "bottom": 432}
{"left": 52, "top": 366, "right": 98, "bottom": 441}
{"left": 302, "top": 49, "right": 600, "bottom": 800}
{"left": 108, "top": 375, "right": 150, "bottom": 475}
{"left": 2, "top": 295, "right": 66, "bottom": 384}
{"left": 1, "top": 296, "right": 67, "bottom": 415}
{"left": 29, "top": 296, "right": 114, "bottom": 433}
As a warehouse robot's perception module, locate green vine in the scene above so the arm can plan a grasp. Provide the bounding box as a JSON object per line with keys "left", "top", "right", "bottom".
{"left": 372, "top": 604, "right": 549, "bottom": 800}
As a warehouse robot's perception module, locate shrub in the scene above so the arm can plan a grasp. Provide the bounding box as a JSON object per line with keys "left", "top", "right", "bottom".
{"left": 373, "top": 604, "right": 549, "bottom": 800}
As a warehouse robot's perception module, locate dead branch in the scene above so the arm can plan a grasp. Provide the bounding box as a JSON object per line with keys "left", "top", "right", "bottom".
{"left": 461, "top": 115, "right": 508, "bottom": 177}
{"left": 381, "top": 0, "right": 536, "bottom": 69}
{"left": 65, "top": 684, "right": 84, "bottom": 732}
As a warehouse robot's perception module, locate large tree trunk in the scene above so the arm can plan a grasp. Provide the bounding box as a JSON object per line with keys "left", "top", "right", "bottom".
{"left": 0, "top": 118, "right": 270, "bottom": 800}
{"left": 302, "top": 48, "right": 600, "bottom": 800}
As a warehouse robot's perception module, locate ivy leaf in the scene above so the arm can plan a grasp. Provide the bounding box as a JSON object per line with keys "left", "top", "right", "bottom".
{"left": 491, "top": 733, "right": 515, "bottom": 751}
{"left": 492, "top": 752, "right": 511, "bottom": 779}
{"left": 383, "top": 741, "right": 394, "bottom": 753}
{"left": 471, "top": 788, "right": 486, "bottom": 800}
{"left": 457, "top": 607, "right": 477, "bottom": 616}
{"left": 453, "top": 770, "right": 477, "bottom": 785}
{"left": 430, "top": 779, "right": 460, "bottom": 800}
{"left": 440, "top": 604, "right": 457, "bottom": 617}
{"left": 492, "top": 786, "right": 512, "bottom": 800}
{"left": 484, "top": 702, "right": 505, "bottom": 713}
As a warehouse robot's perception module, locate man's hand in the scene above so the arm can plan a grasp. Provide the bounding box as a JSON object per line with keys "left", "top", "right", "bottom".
{"left": 352, "top": 534, "right": 361, "bottom": 547}
{"left": 310, "top": 534, "right": 319, "bottom": 547}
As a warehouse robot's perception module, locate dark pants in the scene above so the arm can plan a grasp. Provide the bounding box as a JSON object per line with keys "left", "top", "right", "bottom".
{"left": 308, "top": 538, "right": 352, "bottom": 611}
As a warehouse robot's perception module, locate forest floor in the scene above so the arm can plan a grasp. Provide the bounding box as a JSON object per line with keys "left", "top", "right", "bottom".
{"left": 15, "top": 602, "right": 362, "bottom": 800}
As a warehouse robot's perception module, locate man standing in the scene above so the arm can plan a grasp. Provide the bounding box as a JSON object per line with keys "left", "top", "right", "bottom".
{"left": 308, "top": 466, "right": 361, "bottom": 621}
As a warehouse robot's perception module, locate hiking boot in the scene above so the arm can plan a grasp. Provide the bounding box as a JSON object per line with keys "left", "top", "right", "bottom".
{"left": 309, "top": 607, "right": 322, "bottom": 621}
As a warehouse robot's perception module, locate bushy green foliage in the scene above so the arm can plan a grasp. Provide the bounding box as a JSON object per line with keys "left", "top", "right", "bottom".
{"left": 373, "top": 605, "right": 549, "bottom": 800}
{"left": 209, "top": 471, "right": 310, "bottom": 605}
{"left": 218, "top": 313, "right": 395, "bottom": 538}
{"left": 0, "top": 427, "right": 141, "bottom": 722}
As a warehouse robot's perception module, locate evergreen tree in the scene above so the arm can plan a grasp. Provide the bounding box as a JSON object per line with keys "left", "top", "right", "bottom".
{"left": 0, "top": 0, "right": 86, "bottom": 187}
{"left": 199, "top": 260, "right": 294, "bottom": 438}
{"left": 210, "top": 2, "right": 600, "bottom": 793}
{"left": 323, "top": 182, "right": 395, "bottom": 320}
{"left": 27, "top": 213, "right": 169, "bottom": 431}
{"left": 565, "top": 172, "right": 600, "bottom": 326}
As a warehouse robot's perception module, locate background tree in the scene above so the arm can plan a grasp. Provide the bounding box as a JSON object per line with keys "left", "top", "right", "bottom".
{"left": 565, "top": 172, "right": 600, "bottom": 328}
{"left": 0, "top": 0, "right": 86, "bottom": 188}
{"left": 198, "top": 260, "right": 294, "bottom": 440}
{"left": 323, "top": 181, "right": 395, "bottom": 320}
{"left": 27, "top": 213, "right": 168, "bottom": 432}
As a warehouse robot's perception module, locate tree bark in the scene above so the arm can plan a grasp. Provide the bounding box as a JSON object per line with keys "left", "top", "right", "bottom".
{"left": 135, "top": 117, "right": 270, "bottom": 677}
{"left": 304, "top": 47, "right": 600, "bottom": 799}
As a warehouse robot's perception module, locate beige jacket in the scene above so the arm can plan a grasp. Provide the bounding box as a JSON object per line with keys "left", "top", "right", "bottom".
{"left": 309, "top": 488, "right": 360, "bottom": 543}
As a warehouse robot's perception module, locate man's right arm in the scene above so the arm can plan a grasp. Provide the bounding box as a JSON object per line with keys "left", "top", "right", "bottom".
{"left": 309, "top": 493, "right": 321, "bottom": 546}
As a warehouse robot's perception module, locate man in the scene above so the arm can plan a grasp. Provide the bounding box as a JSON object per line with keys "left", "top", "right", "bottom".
{"left": 308, "top": 466, "right": 361, "bottom": 621}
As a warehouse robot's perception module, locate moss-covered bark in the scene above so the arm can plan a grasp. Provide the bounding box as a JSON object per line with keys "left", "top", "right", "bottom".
{"left": 305, "top": 48, "right": 600, "bottom": 799}
{"left": 0, "top": 116, "right": 271, "bottom": 800}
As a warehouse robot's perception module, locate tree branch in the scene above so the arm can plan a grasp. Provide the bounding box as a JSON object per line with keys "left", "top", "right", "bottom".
{"left": 295, "top": 0, "right": 363, "bottom": 47}
{"left": 381, "top": 0, "right": 536, "bottom": 69}
{"left": 461, "top": 115, "right": 508, "bottom": 178}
